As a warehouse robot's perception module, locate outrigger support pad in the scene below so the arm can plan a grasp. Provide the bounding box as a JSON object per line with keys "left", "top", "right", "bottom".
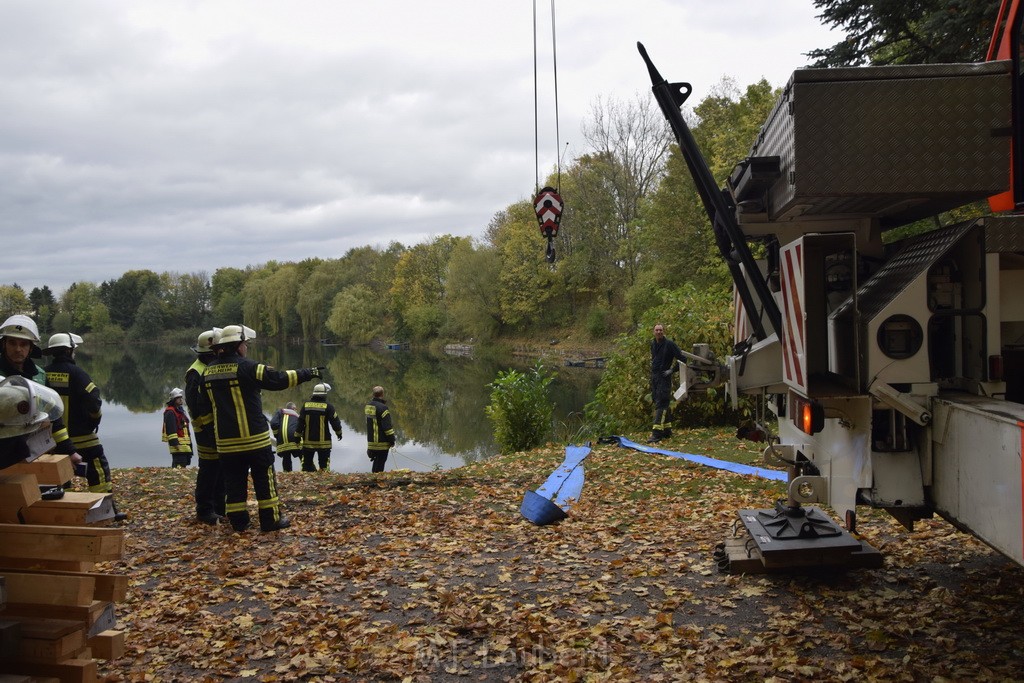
{"left": 714, "top": 505, "right": 883, "bottom": 574}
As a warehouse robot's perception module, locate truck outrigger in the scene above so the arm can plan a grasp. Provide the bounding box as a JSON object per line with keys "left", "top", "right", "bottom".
{"left": 641, "top": 0, "right": 1024, "bottom": 572}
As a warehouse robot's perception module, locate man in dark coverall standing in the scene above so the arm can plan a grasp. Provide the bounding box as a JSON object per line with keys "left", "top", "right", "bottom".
{"left": 649, "top": 323, "right": 687, "bottom": 443}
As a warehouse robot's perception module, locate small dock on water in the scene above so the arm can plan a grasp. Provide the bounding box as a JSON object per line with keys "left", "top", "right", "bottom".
{"left": 564, "top": 356, "right": 606, "bottom": 369}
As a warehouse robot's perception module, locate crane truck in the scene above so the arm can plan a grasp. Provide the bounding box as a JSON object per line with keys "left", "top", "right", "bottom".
{"left": 640, "top": 0, "right": 1024, "bottom": 572}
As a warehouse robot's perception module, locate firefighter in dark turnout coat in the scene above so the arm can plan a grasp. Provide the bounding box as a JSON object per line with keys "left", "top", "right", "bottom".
{"left": 186, "top": 327, "right": 226, "bottom": 524}
{"left": 162, "top": 387, "right": 192, "bottom": 468}
{"left": 270, "top": 402, "right": 302, "bottom": 472}
{"left": 298, "top": 383, "right": 342, "bottom": 472}
{"left": 197, "top": 325, "right": 319, "bottom": 533}
{"left": 44, "top": 332, "right": 126, "bottom": 520}
{"left": 365, "top": 385, "right": 395, "bottom": 473}
{"left": 0, "top": 315, "right": 75, "bottom": 455}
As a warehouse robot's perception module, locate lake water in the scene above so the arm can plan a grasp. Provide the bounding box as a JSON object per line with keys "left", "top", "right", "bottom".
{"left": 72, "top": 342, "right": 603, "bottom": 474}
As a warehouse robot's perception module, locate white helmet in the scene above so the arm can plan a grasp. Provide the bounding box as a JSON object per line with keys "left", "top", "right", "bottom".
{"left": 0, "top": 315, "right": 40, "bottom": 343}
{"left": 0, "top": 315, "right": 43, "bottom": 358}
{"left": 313, "top": 382, "right": 331, "bottom": 395}
{"left": 0, "top": 374, "right": 64, "bottom": 438}
{"left": 168, "top": 387, "right": 184, "bottom": 402}
{"left": 191, "top": 327, "right": 222, "bottom": 353}
{"left": 216, "top": 324, "right": 256, "bottom": 345}
{"left": 45, "top": 332, "right": 84, "bottom": 354}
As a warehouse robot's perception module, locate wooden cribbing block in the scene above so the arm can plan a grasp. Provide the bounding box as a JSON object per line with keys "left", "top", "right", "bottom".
{"left": 3, "top": 454, "right": 74, "bottom": 486}
{"left": 4, "top": 657, "right": 97, "bottom": 683}
{"left": 0, "top": 569, "right": 126, "bottom": 603}
{"left": 0, "top": 601, "right": 115, "bottom": 638}
{"left": 0, "top": 558, "right": 94, "bottom": 573}
{"left": 0, "top": 572, "right": 96, "bottom": 607}
{"left": 21, "top": 493, "right": 114, "bottom": 526}
{"left": 88, "top": 629, "right": 124, "bottom": 660}
{"left": 0, "top": 524, "right": 123, "bottom": 563}
{"left": 11, "top": 628, "right": 85, "bottom": 662}
{"left": 0, "top": 475, "right": 42, "bottom": 524}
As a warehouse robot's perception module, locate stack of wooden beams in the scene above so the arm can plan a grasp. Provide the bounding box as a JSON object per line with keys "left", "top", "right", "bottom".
{"left": 0, "top": 454, "right": 127, "bottom": 683}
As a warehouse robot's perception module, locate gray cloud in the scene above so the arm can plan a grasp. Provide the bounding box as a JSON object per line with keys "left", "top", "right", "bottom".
{"left": 0, "top": 0, "right": 837, "bottom": 293}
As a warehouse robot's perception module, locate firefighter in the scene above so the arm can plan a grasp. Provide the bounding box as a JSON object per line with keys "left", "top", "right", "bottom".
{"left": 298, "top": 382, "right": 342, "bottom": 472}
{"left": 185, "top": 327, "right": 225, "bottom": 525}
{"left": 197, "top": 324, "right": 319, "bottom": 533}
{"left": 0, "top": 315, "right": 46, "bottom": 383}
{"left": 0, "top": 316, "right": 68, "bottom": 450}
{"left": 649, "top": 323, "right": 687, "bottom": 443}
{"left": 1, "top": 316, "right": 82, "bottom": 471}
{"left": 0, "top": 374, "right": 64, "bottom": 469}
{"left": 162, "top": 387, "right": 193, "bottom": 468}
{"left": 365, "top": 385, "right": 396, "bottom": 473}
{"left": 44, "top": 332, "right": 126, "bottom": 521}
{"left": 270, "top": 401, "right": 302, "bottom": 472}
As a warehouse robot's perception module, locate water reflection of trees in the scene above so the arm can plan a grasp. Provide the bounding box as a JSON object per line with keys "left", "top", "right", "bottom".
{"left": 87, "top": 343, "right": 602, "bottom": 461}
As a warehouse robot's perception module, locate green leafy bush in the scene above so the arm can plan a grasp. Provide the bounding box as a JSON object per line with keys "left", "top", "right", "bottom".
{"left": 485, "top": 360, "right": 556, "bottom": 453}
{"left": 585, "top": 305, "right": 611, "bottom": 339}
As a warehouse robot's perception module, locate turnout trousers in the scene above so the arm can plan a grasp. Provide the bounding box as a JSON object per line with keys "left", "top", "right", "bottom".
{"left": 368, "top": 448, "right": 389, "bottom": 474}
{"left": 76, "top": 442, "right": 113, "bottom": 494}
{"left": 221, "top": 446, "right": 284, "bottom": 532}
{"left": 651, "top": 373, "right": 674, "bottom": 438}
{"left": 301, "top": 447, "right": 330, "bottom": 472}
{"left": 195, "top": 453, "right": 226, "bottom": 518}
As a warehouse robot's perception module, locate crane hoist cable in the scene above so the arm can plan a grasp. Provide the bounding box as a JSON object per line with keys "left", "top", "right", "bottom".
{"left": 533, "top": 0, "right": 563, "bottom": 264}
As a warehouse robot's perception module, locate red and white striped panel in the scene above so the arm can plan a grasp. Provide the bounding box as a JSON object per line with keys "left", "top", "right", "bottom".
{"left": 780, "top": 241, "right": 807, "bottom": 392}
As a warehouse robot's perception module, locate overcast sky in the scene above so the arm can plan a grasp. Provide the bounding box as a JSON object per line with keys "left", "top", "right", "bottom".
{"left": 1, "top": 0, "right": 839, "bottom": 295}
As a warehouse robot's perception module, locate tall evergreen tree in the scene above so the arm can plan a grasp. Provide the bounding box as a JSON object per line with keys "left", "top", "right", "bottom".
{"left": 808, "top": 0, "right": 1002, "bottom": 67}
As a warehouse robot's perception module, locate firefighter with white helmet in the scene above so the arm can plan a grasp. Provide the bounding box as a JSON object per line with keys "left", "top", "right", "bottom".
{"left": 196, "top": 323, "right": 321, "bottom": 533}
{"left": 43, "top": 331, "right": 126, "bottom": 521}
{"left": 186, "top": 327, "right": 225, "bottom": 524}
{"left": 162, "top": 387, "right": 192, "bottom": 468}
{"left": 0, "top": 316, "right": 84, "bottom": 470}
{"left": 0, "top": 315, "right": 46, "bottom": 383}
{"left": 0, "top": 373, "right": 64, "bottom": 468}
{"left": 298, "top": 381, "right": 343, "bottom": 472}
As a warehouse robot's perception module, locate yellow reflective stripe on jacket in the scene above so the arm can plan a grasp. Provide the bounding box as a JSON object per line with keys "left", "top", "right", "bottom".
{"left": 71, "top": 433, "right": 100, "bottom": 449}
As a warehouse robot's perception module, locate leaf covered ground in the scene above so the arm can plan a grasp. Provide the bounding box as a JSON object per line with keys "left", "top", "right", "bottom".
{"left": 95, "top": 428, "right": 1024, "bottom": 682}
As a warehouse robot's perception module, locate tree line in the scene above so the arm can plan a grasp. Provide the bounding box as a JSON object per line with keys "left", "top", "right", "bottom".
{"left": 1, "top": 80, "right": 775, "bottom": 346}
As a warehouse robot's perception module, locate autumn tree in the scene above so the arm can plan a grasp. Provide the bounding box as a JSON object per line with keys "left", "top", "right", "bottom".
{"left": 487, "top": 203, "right": 564, "bottom": 331}
{"left": 446, "top": 239, "right": 503, "bottom": 340}
{"left": 240, "top": 264, "right": 278, "bottom": 334}
{"left": 210, "top": 267, "right": 249, "bottom": 324}
{"left": 0, "top": 284, "right": 30, "bottom": 321}
{"left": 164, "top": 272, "right": 212, "bottom": 329}
{"left": 389, "top": 236, "right": 464, "bottom": 340}
{"left": 100, "top": 270, "right": 162, "bottom": 330}
{"left": 57, "top": 282, "right": 105, "bottom": 333}
{"left": 326, "top": 284, "right": 383, "bottom": 344}
{"left": 635, "top": 78, "right": 777, "bottom": 314}
{"left": 579, "top": 93, "right": 671, "bottom": 288}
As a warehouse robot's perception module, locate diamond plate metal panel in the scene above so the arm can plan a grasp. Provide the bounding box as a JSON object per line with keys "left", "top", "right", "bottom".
{"left": 752, "top": 62, "right": 1013, "bottom": 226}
{"left": 984, "top": 215, "right": 1024, "bottom": 252}
{"left": 853, "top": 220, "right": 978, "bottom": 321}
